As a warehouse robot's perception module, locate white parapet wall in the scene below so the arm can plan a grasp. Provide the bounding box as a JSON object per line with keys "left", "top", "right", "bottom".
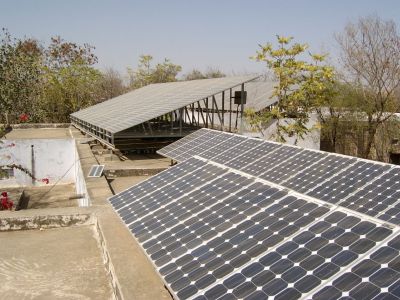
{"left": 0, "top": 139, "right": 76, "bottom": 188}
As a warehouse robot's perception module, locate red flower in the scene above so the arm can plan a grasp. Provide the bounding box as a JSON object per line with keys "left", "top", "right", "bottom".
{"left": 6, "top": 143, "right": 15, "bottom": 148}
{"left": 19, "top": 113, "right": 29, "bottom": 122}
{"left": 41, "top": 178, "right": 49, "bottom": 184}
{"left": 0, "top": 192, "right": 12, "bottom": 210}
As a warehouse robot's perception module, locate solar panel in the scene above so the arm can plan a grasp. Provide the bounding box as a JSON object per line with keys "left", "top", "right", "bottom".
{"left": 158, "top": 128, "right": 209, "bottom": 157}
{"left": 109, "top": 158, "right": 208, "bottom": 210}
{"left": 117, "top": 163, "right": 227, "bottom": 226}
{"left": 169, "top": 196, "right": 330, "bottom": 299}
{"left": 111, "top": 129, "right": 400, "bottom": 299}
{"left": 88, "top": 165, "right": 105, "bottom": 177}
{"left": 311, "top": 232, "right": 400, "bottom": 300}
{"left": 258, "top": 149, "right": 328, "bottom": 184}
{"left": 71, "top": 75, "right": 258, "bottom": 135}
{"left": 199, "top": 135, "right": 248, "bottom": 161}
{"left": 221, "top": 139, "right": 281, "bottom": 171}
{"left": 174, "top": 131, "right": 230, "bottom": 162}
{"left": 283, "top": 154, "right": 358, "bottom": 194}
{"left": 240, "top": 145, "right": 303, "bottom": 179}
{"left": 339, "top": 167, "right": 400, "bottom": 223}
{"left": 211, "top": 138, "right": 264, "bottom": 166}
{"left": 196, "top": 211, "right": 394, "bottom": 300}
{"left": 307, "top": 161, "right": 391, "bottom": 204}
{"left": 164, "top": 130, "right": 224, "bottom": 162}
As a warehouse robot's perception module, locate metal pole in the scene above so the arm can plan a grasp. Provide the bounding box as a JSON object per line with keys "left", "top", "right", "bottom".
{"left": 211, "top": 96, "right": 215, "bottom": 129}
{"left": 191, "top": 103, "right": 195, "bottom": 126}
{"left": 221, "top": 91, "right": 225, "bottom": 131}
{"left": 197, "top": 102, "right": 200, "bottom": 127}
{"left": 198, "top": 102, "right": 206, "bottom": 126}
{"left": 179, "top": 108, "right": 183, "bottom": 135}
{"left": 205, "top": 98, "right": 209, "bottom": 128}
{"left": 240, "top": 83, "right": 245, "bottom": 134}
{"left": 229, "top": 88, "right": 232, "bottom": 132}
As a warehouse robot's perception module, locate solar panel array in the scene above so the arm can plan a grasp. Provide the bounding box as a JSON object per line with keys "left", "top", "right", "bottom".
{"left": 71, "top": 76, "right": 257, "bottom": 134}
{"left": 108, "top": 128, "right": 400, "bottom": 299}
{"left": 158, "top": 128, "right": 400, "bottom": 226}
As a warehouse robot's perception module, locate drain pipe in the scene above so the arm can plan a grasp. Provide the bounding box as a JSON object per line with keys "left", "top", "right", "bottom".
{"left": 31, "top": 145, "right": 35, "bottom": 185}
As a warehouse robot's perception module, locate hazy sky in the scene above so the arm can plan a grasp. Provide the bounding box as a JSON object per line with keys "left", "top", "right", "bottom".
{"left": 2, "top": 0, "right": 400, "bottom": 76}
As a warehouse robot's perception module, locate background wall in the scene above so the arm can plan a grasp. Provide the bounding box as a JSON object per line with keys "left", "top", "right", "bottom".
{"left": 0, "top": 139, "right": 76, "bottom": 188}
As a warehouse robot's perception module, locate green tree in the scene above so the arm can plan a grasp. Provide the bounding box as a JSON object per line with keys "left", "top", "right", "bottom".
{"left": 183, "top": 67, "right": 226, "bottom": 81}
{"left": 183, "top": 69, "right": 206, "bottom": 80}
{"left": 249, "top": 35, "right": 334, "bottom": 143}
{"left": 316, "top": 82, "right": 358, "bottom": 152}
{"left": 128, "top": 55, "right": 181, "bottom": 89}
{"left": 39, "top": 37, "right": 101, "bottom": 122}
{"left": 0, "top": 29, "right": 42, "bottom": 124}
{"left": 95, "top": 67, "right": 126, "bottom": 102}
{"left": 204, "top": 67, "right": 225, "bottom": 79}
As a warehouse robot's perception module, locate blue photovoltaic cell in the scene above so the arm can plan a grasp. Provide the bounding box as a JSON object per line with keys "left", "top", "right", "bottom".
{"left": 131, "top": 172, "right": 255, "bottom": 245}
{"left": 338, "top": 167, "right": 400, "bottom": 225}
{"left": 259, "top": 150, "right": 327, "bottom": 184}
{"left": 197, "top": 211, "right": 393, "bottom": 300}
{"left": 158, "top": 128, "right": 209, "bottom": 156}
{"left": 211, "top": 138, "right": 265, "bottom": 167}
{"left": 118, "top": 163, "right": 227, "bottom": 226}
{"left": 220, "top": 140, "right": 281, "bottom": 171}
{"left": 283, "top": 155, "right": 357, "bottom": 194}
{"left": 200, "top": 135, "right": 248, "bottom": 161}
{"left": 166, "top": 130, "right": 224, "bottom": 161}
{"left": 109, "top": 158, "right": 207, "bottom": 210}
{"left": 307, "top": 161, "right": 391, "bottom": 204}
{"left": 312, "top": 233, "right": 400, "bottom": 300}
{"left": 171, "top": 196, "right": 330, "bottom": 299}
{"left": 240, "top": 145, "right": 303, "bottom": 179}
{"left": 174, "top": 131, "right": 231, "bottom": 162}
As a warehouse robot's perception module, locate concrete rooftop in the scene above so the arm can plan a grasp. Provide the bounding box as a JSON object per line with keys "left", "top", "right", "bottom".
{"left": 0, "top": 226, "right": 113, "bottom": 299}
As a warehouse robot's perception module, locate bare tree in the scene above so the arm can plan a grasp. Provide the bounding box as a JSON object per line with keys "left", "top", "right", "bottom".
{"left": 336, "top": 15, "right": 400, "bottom": 159}
{"left": 96, "top": 67, "right": 126, "bottom": 102}
{"left": 183, "top": 67, "right": 226, "bottom": 81}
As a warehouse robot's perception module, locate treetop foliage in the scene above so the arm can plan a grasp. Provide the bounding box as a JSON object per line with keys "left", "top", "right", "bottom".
{"left": 183, "top": 68, "right": 226, "bottom": 81}
{"left": 249, "top": 35, "right": 335, "bottom": 143}
{"left": 128, "top": 55, "right": 182, "bottom": 89}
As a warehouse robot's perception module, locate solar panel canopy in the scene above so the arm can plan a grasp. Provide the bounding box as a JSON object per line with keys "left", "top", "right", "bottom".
{"left": 71, "top": 76, "right": 257, "bottom": 134}
{"left": 109, "top": 128, "right": 400, "bottom": 300}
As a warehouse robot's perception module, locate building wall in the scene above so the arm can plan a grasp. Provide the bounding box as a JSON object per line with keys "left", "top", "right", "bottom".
{"left": 245, "top": 114, "right": 321, "bottom": 150}
{"left": 0, "top": 139, "right": 76, "bottom": 188}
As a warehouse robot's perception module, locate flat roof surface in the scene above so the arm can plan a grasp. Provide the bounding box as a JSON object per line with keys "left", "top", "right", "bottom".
{"left": 0, "top": 226, "right": 112, "bottom": 299}
{"left": 3, "top": 128, "right": 73, "bottom": 139}
{"left": 71, "top": 76, "right": 258, "bottom": 134}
